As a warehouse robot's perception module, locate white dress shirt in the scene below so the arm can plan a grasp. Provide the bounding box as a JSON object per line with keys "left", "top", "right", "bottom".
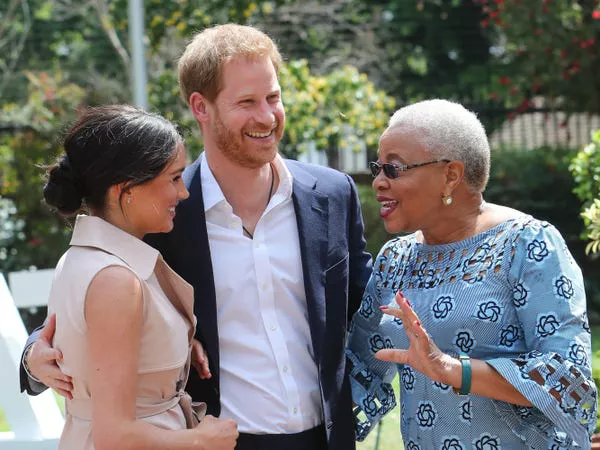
{"left": 201, "top": 154, "right": 323, "bottom": 433}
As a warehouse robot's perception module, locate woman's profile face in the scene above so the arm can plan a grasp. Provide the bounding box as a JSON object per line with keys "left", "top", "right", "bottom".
{"left": 372, "top": 129, "right": 448, "bottom": 234}
{"left": 124, "top": 142, "right": 189, "bottom": 237}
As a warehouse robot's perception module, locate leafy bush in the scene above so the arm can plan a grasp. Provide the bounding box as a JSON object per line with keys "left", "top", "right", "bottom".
{"left": 570, "top": 129, "right": 600, "bottom": 254}
{"left": 0, "top": 72, "right": 85, "bottom": 273}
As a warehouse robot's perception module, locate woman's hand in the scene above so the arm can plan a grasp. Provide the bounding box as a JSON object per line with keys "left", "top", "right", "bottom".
{"left": 376, "top": 291, "right": 461, "bottom": 388}
{"left": 192, "top": 416, "right": 238, "bottom": 450}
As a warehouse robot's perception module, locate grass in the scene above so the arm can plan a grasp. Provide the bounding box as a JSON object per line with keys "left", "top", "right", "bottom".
{"left": 3, "top": 327, "right": 599, "bottom": 448}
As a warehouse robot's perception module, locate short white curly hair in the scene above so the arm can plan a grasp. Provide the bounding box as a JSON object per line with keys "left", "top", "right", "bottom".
{"left": 388, "top": 99, "right": 490, "bottom": 193}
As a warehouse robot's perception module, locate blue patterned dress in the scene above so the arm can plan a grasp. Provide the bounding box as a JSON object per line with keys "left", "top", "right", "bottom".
{"left": 346, "top": 215, "right": 597, "bottom": 449}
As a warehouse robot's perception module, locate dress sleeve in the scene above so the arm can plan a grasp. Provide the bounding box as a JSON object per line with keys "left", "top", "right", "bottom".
{"left": 346, "top": 240, "right": 400, "bottom": 441}
{"left": 486, "top": 220, "right": 597, "bottom": 448}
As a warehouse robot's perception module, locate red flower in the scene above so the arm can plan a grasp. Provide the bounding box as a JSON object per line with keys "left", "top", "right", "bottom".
{"left": 480, "top": 19, "right": 489, "bottom": 28}
{"left": 499, "top": 76, "right": 511, "bottom": 85}
{"left": 592, "top": 10, "right": 600, "bottom": 19}
{"left": 28, "top": 238, "right": 42, "bottom": 247}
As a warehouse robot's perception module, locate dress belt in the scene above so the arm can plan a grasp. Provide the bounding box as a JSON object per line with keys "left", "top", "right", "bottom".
{"left": 66, "top": 391, "right": 196, "bottom": 421}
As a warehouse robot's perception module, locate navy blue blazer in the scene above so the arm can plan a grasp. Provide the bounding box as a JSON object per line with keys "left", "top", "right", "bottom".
{"left": 146, "top": 156, "right": 372, "bottom": 449}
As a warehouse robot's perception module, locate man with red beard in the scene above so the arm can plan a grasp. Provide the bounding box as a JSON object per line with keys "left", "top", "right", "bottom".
{"left": 21, "top": 24, "right": 372, "bottom": 450}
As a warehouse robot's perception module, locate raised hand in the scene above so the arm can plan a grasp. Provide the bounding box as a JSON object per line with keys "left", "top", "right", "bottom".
{"left": 376, "top": 291, "right": 460, "bottom": 386}
{"left": 27, "top": 314, "right": 74, "bottom": 398}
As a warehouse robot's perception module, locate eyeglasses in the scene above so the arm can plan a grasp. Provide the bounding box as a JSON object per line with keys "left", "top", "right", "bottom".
{"left": 368, "top": 159, "right": 450, "bottom": 179}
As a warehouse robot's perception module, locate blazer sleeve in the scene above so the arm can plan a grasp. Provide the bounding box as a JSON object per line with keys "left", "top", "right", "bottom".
{"left": 19, "top": 326, "right": 49, "bottom": 395}
{"left": 345, "top": 173, "right": 373, "bottom": 324}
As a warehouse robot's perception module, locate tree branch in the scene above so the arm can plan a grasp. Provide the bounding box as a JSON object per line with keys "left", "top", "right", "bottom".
{"left": 92, "top": 0, "right": 131, "bottom": 77}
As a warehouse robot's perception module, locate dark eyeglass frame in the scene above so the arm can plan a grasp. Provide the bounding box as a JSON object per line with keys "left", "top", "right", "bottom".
{"left": 368, "top": 159, "right": 451, "bottom": 179}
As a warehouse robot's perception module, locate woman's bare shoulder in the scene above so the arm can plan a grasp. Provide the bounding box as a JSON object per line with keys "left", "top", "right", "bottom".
{"left": 85, "top": 265, "right": 143, "bottom": 315}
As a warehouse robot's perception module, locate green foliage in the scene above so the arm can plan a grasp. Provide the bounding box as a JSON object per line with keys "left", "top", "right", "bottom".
{"left": 570, "top": 129, "right": 600, "bottom": 254}
{"left": 0, "top": 71, "right": 85, "bottom": 272}
{"left": 279, "top": 60, "right": 395, "bottom": 165}
{"left": 111, "top": 0, "right": 293, "bottom": 50}
{"left": 482, "top": 0, "right": 600, "bottom": 114}
{"left": 582, "top": 199, "right": 600, "bottom": 254}
{"left": 487, "top": 146, "right": 582, "bottom": 239}
{"left": 267, "top": 0, "right": 497, "bottom": 110}
{"left": 571, "top": 129, "right": 600, "bottom": 204}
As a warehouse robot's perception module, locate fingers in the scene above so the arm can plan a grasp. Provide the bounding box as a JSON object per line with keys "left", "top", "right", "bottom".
{"left": 42, "top": 365, "right": 73, "bottom": 399}
{"left": 29, "top": 338, "right": 74, "bottom": 398}
{"left": 380, "top": 291, "right": 426, "bottom": 342}
{"left": 191, "top": 339, "right": 211, "bottom": 379}
{"left": 40, "top": 314, "right": 57, "bottom": 342}
{"left": 53, "top": 387, "right": 73, "bottom": 399}
{"left": 375, "top": 348, "right": 409, "bottom": 364}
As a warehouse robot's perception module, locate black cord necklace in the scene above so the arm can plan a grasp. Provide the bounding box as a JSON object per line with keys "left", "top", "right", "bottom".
{"left": 242, "top": 163, "right": 274, "bottom": 239}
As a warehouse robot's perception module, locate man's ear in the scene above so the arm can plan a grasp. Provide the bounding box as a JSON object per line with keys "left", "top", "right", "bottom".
{"left": 189, "top": 92, "right": 210, "bottom": 124}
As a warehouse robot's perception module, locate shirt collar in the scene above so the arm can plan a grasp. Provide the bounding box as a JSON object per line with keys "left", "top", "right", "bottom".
{"left": 69, "top": 215, "right": 159, "bottom": 280}
{"left": 201, "top": 152, "right": 294, "bottom": 213}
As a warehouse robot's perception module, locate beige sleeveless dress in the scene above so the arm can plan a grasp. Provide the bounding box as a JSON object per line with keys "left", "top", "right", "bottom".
{"left": 47, "top": 215, "right": 198, "bottom": 449}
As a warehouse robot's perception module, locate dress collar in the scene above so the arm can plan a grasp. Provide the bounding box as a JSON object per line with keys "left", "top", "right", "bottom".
{"left": 69, "top": 215, "right": 159, "bottom": 280}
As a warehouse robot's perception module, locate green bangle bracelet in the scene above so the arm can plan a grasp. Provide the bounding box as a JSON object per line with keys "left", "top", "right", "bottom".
{"left": 454, "top": 352, "right": 471, "bottom": 396}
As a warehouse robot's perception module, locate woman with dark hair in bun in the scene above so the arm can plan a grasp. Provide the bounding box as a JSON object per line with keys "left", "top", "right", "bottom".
{"left": 37, "top": 105, "right": 238, "bottom": 449}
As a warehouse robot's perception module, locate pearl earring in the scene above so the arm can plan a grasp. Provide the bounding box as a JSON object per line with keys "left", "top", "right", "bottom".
{"left": 442, "top": 194, "right": 453, "bottom": 206}
{"left": 126, "top": 197, "right": 132, "bottom": 205}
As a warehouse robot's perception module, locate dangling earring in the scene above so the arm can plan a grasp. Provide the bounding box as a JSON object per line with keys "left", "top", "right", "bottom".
{"left": 126, "top": 197, "right": 132, "bottom": 205}
{"left": 441, "top": 193, "right": 453, "bottom": 206}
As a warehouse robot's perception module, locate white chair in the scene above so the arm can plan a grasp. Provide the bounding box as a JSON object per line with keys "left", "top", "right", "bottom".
{"left": 0, "top": 271, "right": 63, "bottom": 449}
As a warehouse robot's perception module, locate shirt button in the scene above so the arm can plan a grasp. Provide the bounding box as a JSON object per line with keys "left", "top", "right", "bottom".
{"left": 283, "top": 365, "right": 288, "bottom": 373}
{"left": 270, "top": 325, "right": 276, "bottom": 331}
{"left": 293, "top": 407, "right": 298, "bottom": 414}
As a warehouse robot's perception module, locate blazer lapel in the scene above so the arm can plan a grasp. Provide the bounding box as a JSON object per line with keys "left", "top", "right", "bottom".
{"left": 289, "top": 164, "right": 328, "bottom": 364}
{"left": 179, "top": 158, "right": 220, "bottom": 376}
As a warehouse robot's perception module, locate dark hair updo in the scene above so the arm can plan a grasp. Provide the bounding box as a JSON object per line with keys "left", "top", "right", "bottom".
{"left": 44, "top": 104, "right": 183, "bottom": 215}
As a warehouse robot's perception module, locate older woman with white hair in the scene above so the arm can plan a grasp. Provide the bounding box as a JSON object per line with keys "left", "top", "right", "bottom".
{"left": 347, "top": 99, "right": 596, "bottom": 449}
